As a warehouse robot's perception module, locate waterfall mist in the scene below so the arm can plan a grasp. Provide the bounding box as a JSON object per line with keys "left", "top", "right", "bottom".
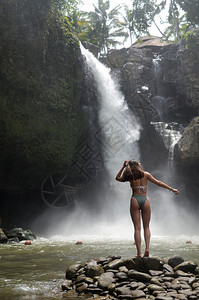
{"left": 33, "top": 45, "right": 198, "bottom": 239}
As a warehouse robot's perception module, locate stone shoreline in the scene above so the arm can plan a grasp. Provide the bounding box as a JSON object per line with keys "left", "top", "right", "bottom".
{"left": 62, "top": 255, "right": 199, "bottom": 299}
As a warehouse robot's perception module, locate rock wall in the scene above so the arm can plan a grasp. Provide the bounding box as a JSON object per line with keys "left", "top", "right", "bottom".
{"left": 105, "top": 33, "right": 199, "bottom": 171}
{"left": 175, "top": 117, "right": 199, "bottom": 166}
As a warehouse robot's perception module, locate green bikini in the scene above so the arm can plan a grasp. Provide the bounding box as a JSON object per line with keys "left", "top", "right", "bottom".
{"left": 132, "top": 186, "right": 148, "bottom": 210}
{"left": 133, "top": 195, "right": 148, "bottom": 210}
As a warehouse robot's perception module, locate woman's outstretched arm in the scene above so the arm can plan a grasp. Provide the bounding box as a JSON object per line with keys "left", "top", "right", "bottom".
{"left": 146, "top": 172, "right": 179, "bottom": 195}
{"left": 115, "top": 160, "right": 128, "bottom": 182}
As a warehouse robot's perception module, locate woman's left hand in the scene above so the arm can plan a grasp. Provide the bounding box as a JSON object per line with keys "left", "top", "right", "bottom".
{"left": 172, "top": 188, "right": 179, "bottom": 195}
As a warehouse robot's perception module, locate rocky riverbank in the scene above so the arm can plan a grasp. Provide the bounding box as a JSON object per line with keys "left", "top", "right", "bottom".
{"left": 62, "top": 255, "right": 199, "bottom": 299}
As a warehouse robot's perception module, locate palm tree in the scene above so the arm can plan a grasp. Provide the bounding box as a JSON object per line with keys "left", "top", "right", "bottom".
{"left": 82, "top": 0, "right": 127, "bottom": 54}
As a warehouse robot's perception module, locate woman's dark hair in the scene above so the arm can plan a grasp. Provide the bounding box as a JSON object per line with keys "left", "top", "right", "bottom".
{"left": 122, "top": 169, "right": 133, "bottom": 181}
{"left": 124, "top": 159, "right": 144, "bottom": 181}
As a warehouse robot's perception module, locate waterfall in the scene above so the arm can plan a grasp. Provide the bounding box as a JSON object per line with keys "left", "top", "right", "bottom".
{"left": 80, "top": 44, "right": 140, "bottom": 217}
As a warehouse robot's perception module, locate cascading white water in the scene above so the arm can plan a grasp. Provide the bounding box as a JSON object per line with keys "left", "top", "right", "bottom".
{"left": 34, "top": 45, "right": 198, "bottom": 238}
{"left": 151, "top": 121, "right": 183, "bottom": 176}
{"left": 80, "top": 44, "right": 141, "bottom": 215}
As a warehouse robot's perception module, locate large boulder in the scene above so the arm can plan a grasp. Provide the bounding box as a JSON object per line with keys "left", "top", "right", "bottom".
{"left": 131, "top": 35, "right": 169, "bottom": 50}
{"left": 0, "top": 228, "right": 8, "bottom": 243}
{"left": 175, "top": 116, "right": 199, "bottom": 166}
{"left": 5, "top": 227, "right": 37, "bottom": 241}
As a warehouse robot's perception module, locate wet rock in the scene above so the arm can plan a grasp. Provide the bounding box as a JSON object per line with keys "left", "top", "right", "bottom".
{"left": 85, "top": 264, "right": 104, "bottom": 278}
{"left": 84, "top": 277, "right": 94, "bottom": 284}
{"left": 174, "top": 261, "right": 197, "bottom": 273}
{"left": 128, "top": 270, "right": 152, "bottom": 282}
{"left": 123, "top": 258, "right": 136, "bottom": 270}
{"left": 115, "top": 285, "right": 132, "bottom": 295}
{"left": 192, "top": 281, "right": 199, "bottom": 289}
{"left": 175, "top": 116, "right": 199, "bottom": 167}
{"left": 180, "top": 282, "right": 192, "bottom": 289}
{"left": 65, "top": 264, "right": 82, "bottom": 280}
{"left": 131, "top": 289, "right": 146, "bottom": 298}
{"left": 119, "top": 266, "right": 128, "bottom": 273}
{"left": 98, "top": 272, "right": 115, "bottom": 290}
{"left": 116, "top": 281, "right": 129, "bottom": 287}
{"left": 7, "top": 237, "right": 20, "bottom": 243}
{"left": 85, "top": 287, "right": 103, "bottom": 294}
{"left": 0, "top": 228, "right": 8, "bottom": 243}
{"left": 108, "top": 283, "right": 116, "bottom": 292}
{"left": 75, "top": 274, "right": 86, "bottom": 284}
{"left": 150, "top": 278, "right": 162, "bottom": 286}
{"left": 115, "top": 285, "right": 146, "bottom": 298}
{"left": 61, "top": 280, "right": 72, "bottom": 291}
{"left": 115, "top": 272, "right": 128, "bottom": 280}
{"left": 194, "top": 267, "right": 199, "bottom": 275}
{"left": 178, "top": 289, "right": 197, "bottom": 296}
{"left": 97, "top": 257, "right": 112, "bottom": 265}
{"left": 168, "top": 256, "right": 184, "bottom": 268}
{"left": 163, "top": 264, "right": 174, "bottom": 274}
{"left": 148, "top": 284, "right": 165, "bottom": 292}
{"left": 5, "top": 227, "right": 37, "bottom": 241}
{"left": 170, "top": 283, "right": 181, "bottom": 290}
{"left": 107, "top": 259, "right": 124, "bottom": 270}
{"left": 149, "top": 270, "right": 163, "bottom": 276}
{"left": 137, "top": 282, "right": 146, "bottom": 290}
{"left": 128, "top": 282, "right": 140, "bottom": 290}
{"left": 155, "top": 296, "right": 173, "bottom": 300}
{"left": 175, "top": 270, "right": 193, "bottom": 277}
{"left": 62, "top": 289, "right": 79, "bottom": 299}
{"left": 174, "top": 294, "right": 188, "bottom": 300}
{"left": 129, "top": 256, "right": 162, "bottom": 273}
{"left": 75, "top": 282, "right": 88, "bottom": 293}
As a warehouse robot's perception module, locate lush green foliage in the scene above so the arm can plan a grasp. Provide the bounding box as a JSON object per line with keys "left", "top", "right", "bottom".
{"left": 76, "top": 0, "right": 199, "bottom": 47}
{"left": 176, "top": 0, "right": 199, "bottom": 26}
{"left": 77, "top": 0, "right": 127, "bottom": 53}
{"left": 127, "top": 0, "right": 157, "bottom": 38}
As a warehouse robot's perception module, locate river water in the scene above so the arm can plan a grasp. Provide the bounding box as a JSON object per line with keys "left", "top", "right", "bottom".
{"left": 1, "top": 235, "right": 199, "bottom": 300}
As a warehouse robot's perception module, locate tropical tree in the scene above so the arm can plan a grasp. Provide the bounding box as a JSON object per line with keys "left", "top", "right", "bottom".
{"left": 124, "top": 0, "right": 159, "bottom": 39}
{"left": 50, "top": 0, "right": 81, "bottom": 31}
{"left": 176, "top": 0, "right": 199, "bottom": 26}
{"left": 79, "top": 0, "right": 127, "bottom": 54}
{"left": 125, "top": 0, "right": 194, "bottom": 42}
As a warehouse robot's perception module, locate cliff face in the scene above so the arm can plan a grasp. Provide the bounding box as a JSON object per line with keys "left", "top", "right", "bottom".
{"left": 0, "top": 0, "right": 85, "bottom": 192}
{"left": 105, "top": 33, "right": 199, "bottom": 171}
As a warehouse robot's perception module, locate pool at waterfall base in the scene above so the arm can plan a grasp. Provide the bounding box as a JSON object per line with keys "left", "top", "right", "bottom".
{"left": 1, "top": 235, "right": 199, "bottom": 299}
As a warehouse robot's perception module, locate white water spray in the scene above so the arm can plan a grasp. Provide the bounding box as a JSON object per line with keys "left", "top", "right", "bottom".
{"left": 80, "top": 44, "right": 140, "bottom": 215}
{"left": 34, "top": 46, "right": 198, "bottom": 239}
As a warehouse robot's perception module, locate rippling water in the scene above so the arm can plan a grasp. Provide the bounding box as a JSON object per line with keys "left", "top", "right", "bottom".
{"left": 0, "top": 235, "right": 199, "bottom": 300}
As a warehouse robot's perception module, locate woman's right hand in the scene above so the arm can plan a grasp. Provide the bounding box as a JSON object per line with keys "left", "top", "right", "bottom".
{"left": 123, "top": 160, "right": 128, "bottom": 168}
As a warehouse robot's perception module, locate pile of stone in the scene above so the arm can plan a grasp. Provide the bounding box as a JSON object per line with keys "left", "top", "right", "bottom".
{"left": 62, "top": 255, "right": 199, "bottom": 299}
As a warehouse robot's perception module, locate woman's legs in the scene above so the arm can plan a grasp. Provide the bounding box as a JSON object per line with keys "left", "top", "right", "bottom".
{"left": 141, "top": 198, "right": 151, "bottom": 257}
{"left": 130, "top": 197, "right": 141, "bottom": 257}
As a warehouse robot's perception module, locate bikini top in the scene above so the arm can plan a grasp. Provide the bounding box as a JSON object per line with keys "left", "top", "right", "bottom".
{"left": 133, "top": 186, "right": 147, "bottom": 193}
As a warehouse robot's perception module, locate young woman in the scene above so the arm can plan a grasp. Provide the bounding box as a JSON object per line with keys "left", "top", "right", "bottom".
{"left": 115, "top": 159, "right": 179, "bottom": 257}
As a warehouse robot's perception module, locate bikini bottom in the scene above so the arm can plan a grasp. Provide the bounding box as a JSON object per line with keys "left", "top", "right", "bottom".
{"left": 132, "top": 195, "right": 148, "bottom": 210}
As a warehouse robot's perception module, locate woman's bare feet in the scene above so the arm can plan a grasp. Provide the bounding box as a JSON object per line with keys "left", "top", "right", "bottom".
{"left": 143, "top": 249, "right": 149, "bottom": 257}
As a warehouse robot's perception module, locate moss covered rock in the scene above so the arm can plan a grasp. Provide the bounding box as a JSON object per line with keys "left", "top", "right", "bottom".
{"left": 0, "top": 0, "right": 85, "bottom": 191}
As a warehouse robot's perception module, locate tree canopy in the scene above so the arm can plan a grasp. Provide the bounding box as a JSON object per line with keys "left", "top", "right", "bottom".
{"left": 50, "top": 0, "right": 199, "bottom": 52}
